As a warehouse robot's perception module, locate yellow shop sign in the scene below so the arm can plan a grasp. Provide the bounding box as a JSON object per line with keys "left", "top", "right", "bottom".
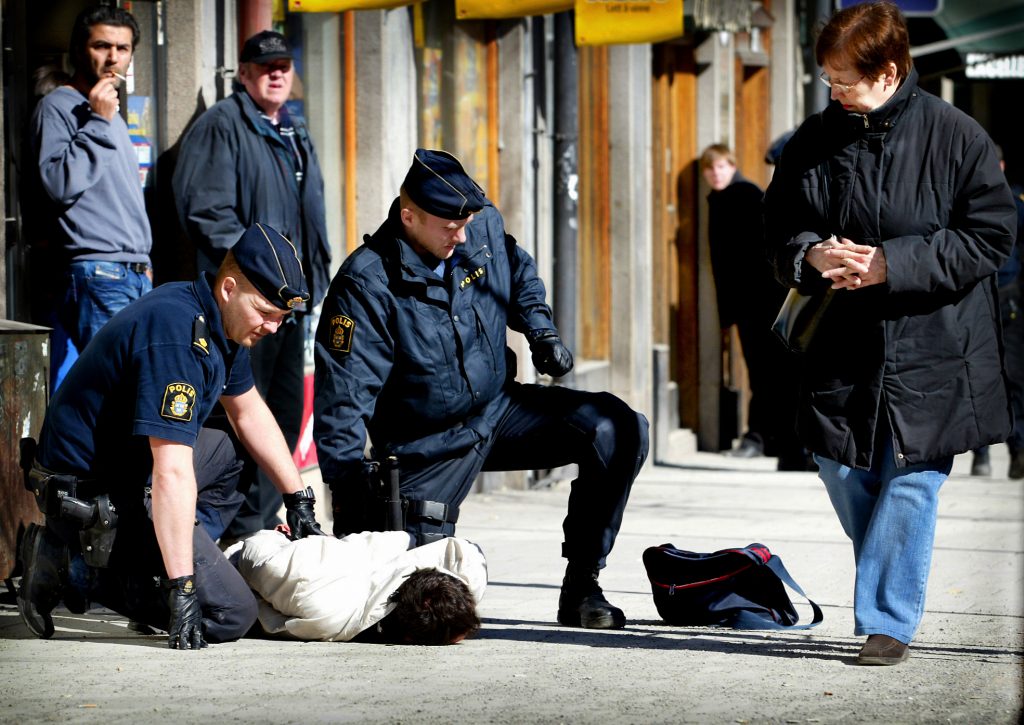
{"left": 288, "top": 0, "right": 416, "bottom": 12}
{"left": 575, "top": 0, "right": 684, "bottom": 46}
{"left": 456, "top": 1, "right": 574, "bottom": 19}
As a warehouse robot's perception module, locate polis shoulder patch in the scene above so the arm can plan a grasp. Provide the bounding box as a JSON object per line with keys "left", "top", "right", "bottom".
{"left": 161, "top": 382, "right": 197, "bottom": 422}
{"left": 329, "top": 314, "right": 355, "bottom": 353}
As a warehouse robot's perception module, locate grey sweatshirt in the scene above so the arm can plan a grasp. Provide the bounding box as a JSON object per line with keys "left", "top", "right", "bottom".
{"left": 31, "top": 85, "right": 151, "bottom": 262}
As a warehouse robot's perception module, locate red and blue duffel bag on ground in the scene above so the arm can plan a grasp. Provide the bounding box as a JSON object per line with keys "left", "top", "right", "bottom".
{"left": 642, "top": 542, "right": 823, "bottom": 630}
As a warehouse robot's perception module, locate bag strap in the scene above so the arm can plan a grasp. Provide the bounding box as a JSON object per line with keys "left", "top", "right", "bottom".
{"left": 729, "top": 551, "right": 824, "bottom": 630}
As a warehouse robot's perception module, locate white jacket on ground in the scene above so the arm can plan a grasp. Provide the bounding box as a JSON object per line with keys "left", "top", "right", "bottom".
{"left": 231, "top": 530, "right": 487, "bottom": 641}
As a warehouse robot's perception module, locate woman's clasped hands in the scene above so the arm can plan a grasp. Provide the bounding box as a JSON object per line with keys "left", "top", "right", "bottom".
{"left": 807, "top": 235, "right": 886, "bottom": 290}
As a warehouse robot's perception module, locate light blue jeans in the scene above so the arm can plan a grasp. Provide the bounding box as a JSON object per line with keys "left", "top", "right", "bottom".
{"left": 815, "top": 435, "right": 952, "bottom": 644}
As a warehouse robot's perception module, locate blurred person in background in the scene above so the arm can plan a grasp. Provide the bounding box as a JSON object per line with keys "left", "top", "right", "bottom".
{"left": 701, "top": 144, "right": 811, "bottom": 471}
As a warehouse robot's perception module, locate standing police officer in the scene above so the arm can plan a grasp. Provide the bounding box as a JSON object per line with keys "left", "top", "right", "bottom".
{"left": 313, "top": 150, "right": 649, "bottom": 629}
{"left": 18, "top": 223, "right": 326, "bottom": 649}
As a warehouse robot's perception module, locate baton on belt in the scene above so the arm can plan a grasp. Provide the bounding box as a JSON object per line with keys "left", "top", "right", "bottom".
{"left": 383, "top": 456, "right": 403, "bottom": 531}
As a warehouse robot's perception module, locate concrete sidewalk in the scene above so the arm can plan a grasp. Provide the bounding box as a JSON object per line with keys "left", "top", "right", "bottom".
{"left": 1, "top": 445, "right": 1021, "bottom": 724}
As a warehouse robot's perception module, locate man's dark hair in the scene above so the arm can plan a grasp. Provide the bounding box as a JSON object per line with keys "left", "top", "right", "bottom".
{"left": 69, "top": 5, "right": 140, "bottom": 73}
{"left": 382, "top": 568, "right": 480, "bottom": 646}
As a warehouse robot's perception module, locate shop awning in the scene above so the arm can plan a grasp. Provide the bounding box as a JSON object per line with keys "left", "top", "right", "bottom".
{"left": 912, "top": 0, "right": 1024, "bottom": 57}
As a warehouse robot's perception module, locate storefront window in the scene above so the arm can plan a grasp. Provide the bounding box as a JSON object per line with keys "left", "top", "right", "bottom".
{"left": 418, "top": 1, "right": 490, "bottom": 192}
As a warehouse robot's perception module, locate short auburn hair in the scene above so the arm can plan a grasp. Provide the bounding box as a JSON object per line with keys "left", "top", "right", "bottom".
{"left": 815, "top": 1, "right": 911, "bottom": 84}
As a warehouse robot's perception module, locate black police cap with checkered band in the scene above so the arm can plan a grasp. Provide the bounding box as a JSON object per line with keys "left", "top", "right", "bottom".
{"left": 402, "top": 149, "right": 487, "bottom": 220}
{"left": 232, "top": 223, "right": 309, "bottom": 311}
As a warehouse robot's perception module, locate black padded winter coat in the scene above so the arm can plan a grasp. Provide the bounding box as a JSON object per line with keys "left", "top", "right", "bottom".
{"left": 764, "top": 69, "right": 1016, "bottom": 468}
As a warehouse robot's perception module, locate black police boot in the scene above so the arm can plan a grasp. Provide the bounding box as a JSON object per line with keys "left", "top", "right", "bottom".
{"left": 557, "top": 564, "right": 626, "bottom": 629}
{"left": 17, "top": 523, "right": 69, "bottom": 639}
{"left": 62, "top": 553, "right": 92, "bottom": 615}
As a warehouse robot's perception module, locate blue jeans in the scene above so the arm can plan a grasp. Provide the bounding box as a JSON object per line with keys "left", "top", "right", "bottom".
{"left": 52, "top": 260, "right": 152, "bottom": 389}
{"left": 815, "top": 437, "right": 952, "bottom": 644}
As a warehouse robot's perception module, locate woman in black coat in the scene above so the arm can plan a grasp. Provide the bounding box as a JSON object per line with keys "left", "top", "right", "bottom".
{"left": 764, "top": 1, "right": 1016, "bottom": 666}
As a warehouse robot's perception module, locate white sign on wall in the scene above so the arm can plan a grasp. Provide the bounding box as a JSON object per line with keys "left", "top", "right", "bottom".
{"left": 965, "top": 53, "right": 1024, "bottom": 79}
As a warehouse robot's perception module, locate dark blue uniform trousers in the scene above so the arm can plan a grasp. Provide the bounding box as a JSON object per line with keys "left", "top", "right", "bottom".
{"left": 396, "top": 384, "right": 649, "bottom": 569}
{"left": 53, "top": 428, "right": 257, "bottom": 642}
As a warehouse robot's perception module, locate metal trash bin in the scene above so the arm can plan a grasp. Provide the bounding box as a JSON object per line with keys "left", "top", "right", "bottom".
{"left": 0, "top": 320, "right": 50, "bottom": 580}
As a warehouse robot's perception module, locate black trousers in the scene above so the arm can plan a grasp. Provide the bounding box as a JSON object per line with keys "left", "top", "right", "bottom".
{"left": 1004, "top": 303, "right": 1024, "bottom": 452}
{"left": 976, "top": 286, "right": 1024, "bottom": 456}
{"left": 735, "top": 314, "right": 803, "bottom": 457}
{"left": 337, "top": 384, "right": 650, "bottom": 568}
{"left": 49, "top": 428, "right": 256, "bottom": 643}
{"left": 224, "top": 315, "right": 305, "bottom": 537}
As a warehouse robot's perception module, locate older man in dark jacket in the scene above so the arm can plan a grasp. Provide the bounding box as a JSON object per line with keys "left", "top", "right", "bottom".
{"left": 173, "top": 31, "right": 331, "bottom": 542}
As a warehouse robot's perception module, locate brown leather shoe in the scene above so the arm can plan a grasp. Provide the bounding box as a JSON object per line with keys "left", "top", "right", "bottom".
{"left": 857, "top": 634, "right": 910, "bottom": 665}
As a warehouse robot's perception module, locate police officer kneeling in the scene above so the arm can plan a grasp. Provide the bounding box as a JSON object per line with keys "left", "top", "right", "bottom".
{"left": 314, "top": 150, "right": 650, "bottom": 629}
{"left": 18, "top": 223, "right": 326, "bottom": 649}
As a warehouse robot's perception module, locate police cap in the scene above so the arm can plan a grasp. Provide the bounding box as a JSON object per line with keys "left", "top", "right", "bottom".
{"left": 240, "top": 30, "right": 293, "bottom": 64}
{"left": 402, "top": 149, "right": 486, "bottom": 220}
{"left": 232, "top": 223, "right": 309, "bottom": 310}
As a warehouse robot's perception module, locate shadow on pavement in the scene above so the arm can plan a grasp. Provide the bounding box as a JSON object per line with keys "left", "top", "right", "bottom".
{"left": 478, "top": 616, "right": 1024, "bottom": 665}
{"left": 0, "top": 604, "right": 164, "bottom": 647}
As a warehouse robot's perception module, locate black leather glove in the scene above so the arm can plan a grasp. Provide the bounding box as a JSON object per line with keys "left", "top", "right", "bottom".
{"left": 528, "top": 330, "right": 574, "bottom": 377}
{"left": 282, "top": 486, "right": 327, "bottom": 540}
{"left": 162, "top": 575, "right": 207, "bottom": 650}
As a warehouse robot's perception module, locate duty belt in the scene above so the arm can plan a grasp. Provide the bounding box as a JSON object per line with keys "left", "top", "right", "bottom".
{"left": 27, "top": 465, "right": 103, "bottom": 512}
{"left": 405, "top": 499, "right": 460, "bottom": 526}
{"left": 24, "top": 461, "right": 119, "bottom": 568}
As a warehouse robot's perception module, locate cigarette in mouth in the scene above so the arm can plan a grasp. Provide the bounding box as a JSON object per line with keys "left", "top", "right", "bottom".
{"left": 112, "top": 72, "right": 127, "bottom": 81}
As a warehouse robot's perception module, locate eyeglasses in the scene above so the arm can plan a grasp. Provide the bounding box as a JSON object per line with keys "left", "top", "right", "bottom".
{"left": 818, "top": 71, "right": 864, "bottom": 93}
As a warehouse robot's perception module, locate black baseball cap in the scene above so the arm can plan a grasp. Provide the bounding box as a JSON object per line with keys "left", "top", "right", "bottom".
{"left": 240, "top": 30, "right": 293, "bottom": 64}
{"left": 402, "top": 149, "right": 486, "bottom": 220}
{"left": 232, "top": 223, "right": 309, "bottom": 310}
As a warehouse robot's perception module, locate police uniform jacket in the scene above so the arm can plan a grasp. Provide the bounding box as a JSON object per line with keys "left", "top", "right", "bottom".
{"left": 173, "top": 85, "right": 331, "bottom": 306}
{"left": 37, "top": 274, "right": 254, "bottom": 489}
{"left": 764, "top": 68, "right": 1017, "bottom": 469}
{"left": 313, "top": 200, "right": 556, "bottom": 486}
